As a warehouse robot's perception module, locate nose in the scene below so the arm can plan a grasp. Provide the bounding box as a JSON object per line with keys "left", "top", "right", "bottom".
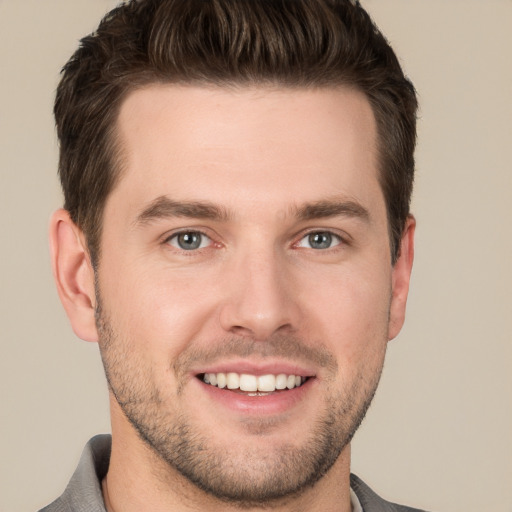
{"left": 218, "top": 246, "right": 300, "bottom": 340}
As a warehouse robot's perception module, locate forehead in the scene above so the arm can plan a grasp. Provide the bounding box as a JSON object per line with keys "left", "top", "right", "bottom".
{"left": 111, "top": 84, "right": 382, "bottom": 217}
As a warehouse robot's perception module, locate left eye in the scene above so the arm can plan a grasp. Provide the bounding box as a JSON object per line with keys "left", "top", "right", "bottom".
{"left": 167, "top": 231, "right": 212, "bottom": 251}
{"left": 297, "top": 231, "right": 342, "bottom": 250}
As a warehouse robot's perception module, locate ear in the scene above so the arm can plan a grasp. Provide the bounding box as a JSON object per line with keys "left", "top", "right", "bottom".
{"left": 388, "top": 215, "right": 416, "bottom": 341}
{"left": 49, "top": 209, "right": 98, "bottom": 342}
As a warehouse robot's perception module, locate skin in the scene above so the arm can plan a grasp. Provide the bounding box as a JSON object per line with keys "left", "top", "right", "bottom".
{"left": 50, "top": 85, "right": 415, "bottom": 512}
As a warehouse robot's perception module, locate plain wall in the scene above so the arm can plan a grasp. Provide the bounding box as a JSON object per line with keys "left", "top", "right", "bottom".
{"left": 0, "top": 1, "right": 510, "bottom": 511}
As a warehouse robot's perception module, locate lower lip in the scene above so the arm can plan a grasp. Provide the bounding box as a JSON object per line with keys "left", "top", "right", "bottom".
{"left": 195, "top": 377, "right": 315, "bottom": 415}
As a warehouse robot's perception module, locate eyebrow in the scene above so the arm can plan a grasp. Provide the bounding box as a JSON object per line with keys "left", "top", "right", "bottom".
{"left": 294, "top": 199, "right": 370, "bottom": 223}
{"left": 134, "top": 196, "right": 231, "bottom": 226}
{"left": 134, "top": 195, "right": 370, "bottom": 227}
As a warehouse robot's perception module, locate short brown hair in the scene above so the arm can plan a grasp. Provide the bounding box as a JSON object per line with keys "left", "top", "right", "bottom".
{"left": 55, "top": 0, "right": 417, "bottom": 265}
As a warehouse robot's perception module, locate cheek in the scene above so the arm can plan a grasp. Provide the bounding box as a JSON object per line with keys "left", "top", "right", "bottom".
{"left": 299, "top": 263, "right": 391, "bottom": 361}
{"left": 98, "top": 257, "right": 222, "bottom": 357}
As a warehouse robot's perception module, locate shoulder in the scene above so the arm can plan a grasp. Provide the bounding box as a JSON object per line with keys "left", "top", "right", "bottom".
{"left": 350, "top": 474, "right": 431, "bottom": 512}
{"left": 37, "top": 435, "right": 111, "bottom": 512}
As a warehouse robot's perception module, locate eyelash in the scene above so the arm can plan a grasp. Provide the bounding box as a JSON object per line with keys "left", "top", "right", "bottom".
{"left": 164, "top": 230, "right": 215, "bottom": 252}
{"left": 294, "top": 230, "right": 345, "bottom": 250}
{"left": 162, "top": 228, "right": 349, "bottom": 254}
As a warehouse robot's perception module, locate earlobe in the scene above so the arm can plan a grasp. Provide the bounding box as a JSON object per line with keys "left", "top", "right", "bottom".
{"left": 49, "top": 209, "right": 99, "bottom": 342}
{"left": 388, "top": 215, "right": 416, "bottom": 341}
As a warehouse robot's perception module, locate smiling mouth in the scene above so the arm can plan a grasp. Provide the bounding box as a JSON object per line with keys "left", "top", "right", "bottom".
{"left": 198, "top": 372, "right": 309, "bottom": 395}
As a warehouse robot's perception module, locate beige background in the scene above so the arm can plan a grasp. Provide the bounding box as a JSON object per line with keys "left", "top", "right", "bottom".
{"left": 1, "top": 1, "right": 511, "bottom": 511}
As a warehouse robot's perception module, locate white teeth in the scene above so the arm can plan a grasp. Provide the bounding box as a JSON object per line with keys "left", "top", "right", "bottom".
{"left": 257, "top": 374, "right": 276, "bottom": 392}
{"left": 216, "top": 372, "right": 227, "bottom": 389}
{"left": 275, "top": 374, "right": 287, "bottom": 390}
{"left": 239, "top": 374, "right": 258, "bottom": 392}
{"left": 226, "top": 372, "right": 240, "bottom": 389}
{"left": 202, "top": 372, "right": 307, "bottom": 392}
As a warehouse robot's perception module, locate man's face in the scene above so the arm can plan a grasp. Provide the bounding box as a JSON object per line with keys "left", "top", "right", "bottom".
{"left": 94, "top": 85, "right": 411, "bottom": 504}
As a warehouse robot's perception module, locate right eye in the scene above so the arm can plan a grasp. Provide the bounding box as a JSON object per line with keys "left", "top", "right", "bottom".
{"left": 166, "top": 231, "right": 212, "bottom": 251}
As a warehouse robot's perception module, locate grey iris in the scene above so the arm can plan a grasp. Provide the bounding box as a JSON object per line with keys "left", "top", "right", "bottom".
{"left": 177, "top": 232, "right": 202, "bottom": 250}
{"left": 309, "top": 232, "right": 332, "bottom": 249}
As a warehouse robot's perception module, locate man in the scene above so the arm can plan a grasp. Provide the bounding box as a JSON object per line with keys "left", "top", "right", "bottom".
{"left": 42, "top": 0, "right": 424, "bottom": 511}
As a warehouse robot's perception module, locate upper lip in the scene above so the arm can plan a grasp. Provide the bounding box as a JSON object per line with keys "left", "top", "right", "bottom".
{"left": 191, "top": 359, "right": 316, "bottom": 378}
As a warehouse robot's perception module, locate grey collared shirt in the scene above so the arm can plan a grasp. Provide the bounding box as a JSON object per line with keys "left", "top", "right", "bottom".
{"left": 39, "top": 435, "right": 429, "bottom": 512}
{"left": 39, "top": 435, "right": 109, "bottom": 512}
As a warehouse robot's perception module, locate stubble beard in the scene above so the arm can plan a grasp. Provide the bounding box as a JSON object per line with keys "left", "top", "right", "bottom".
{"left": 96, "top": 302, "right": 385, "bottom": 507}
